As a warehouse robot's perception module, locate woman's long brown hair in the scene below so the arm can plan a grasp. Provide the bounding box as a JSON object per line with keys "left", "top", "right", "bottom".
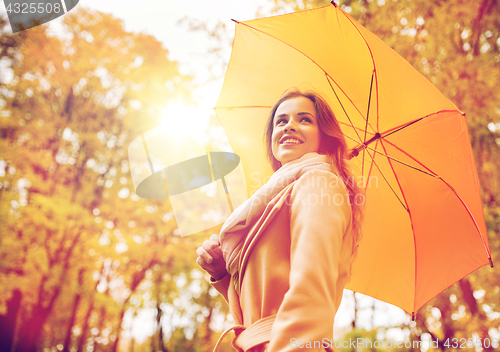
{"left": 264, "top": 88, "right": 365, "bottom": 273}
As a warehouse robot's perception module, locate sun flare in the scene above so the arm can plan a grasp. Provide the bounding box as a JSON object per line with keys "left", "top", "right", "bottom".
{"left": 158, "top": 102, "right": 210, "bottom": 145}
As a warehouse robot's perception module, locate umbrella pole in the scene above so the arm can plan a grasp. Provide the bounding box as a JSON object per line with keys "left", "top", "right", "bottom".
{"left": 348, "top": 133, "right": 381, "bottom": 159}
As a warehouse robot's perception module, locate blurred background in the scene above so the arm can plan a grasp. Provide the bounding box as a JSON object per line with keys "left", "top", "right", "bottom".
{"left": 0, "top": 0, "right": 498, "bottom": 351}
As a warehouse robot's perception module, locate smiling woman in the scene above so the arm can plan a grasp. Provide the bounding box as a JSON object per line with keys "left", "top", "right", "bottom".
{"left": 197, "top": 88, "right": 365, "bottom": 351}
{"left": 271, "top": 96, "right": 322, "bottom": 166}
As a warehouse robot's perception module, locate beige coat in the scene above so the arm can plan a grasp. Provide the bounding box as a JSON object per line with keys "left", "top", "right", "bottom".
{"left": 212, "top": 169, "right": 354, "bottom": 352}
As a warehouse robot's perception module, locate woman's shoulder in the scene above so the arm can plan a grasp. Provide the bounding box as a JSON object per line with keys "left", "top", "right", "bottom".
{"left": 294, "top": 168, "right": 347, "bottom": 192}
{"left": 289, "top": 168, "right": 350, "bottom": 209}
{"left": 288, "top": 167, "right": 352, "bottom": 223}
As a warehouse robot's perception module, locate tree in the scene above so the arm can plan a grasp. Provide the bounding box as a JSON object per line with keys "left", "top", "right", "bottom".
{"left": 0, "top": 6, "right": 200, "bottom": 352}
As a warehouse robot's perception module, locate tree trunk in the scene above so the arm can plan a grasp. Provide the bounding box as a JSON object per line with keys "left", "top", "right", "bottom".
{"left": 76, "top": 298, "right": 95, "bottom": 352}
{"left": 112, "top": 267, "right": 151, "bottom": 352}
{"left": 16, "top": 304, "right": 58, "bottom": 352}
{"left": 63, "top": 270, "right": 84, "bottom": 352}
{"left": 112, "top": 306, "right": 128, "bottom": 352}
{"left": 202, "top": 289, "right": 214, "bottom": 352}
{"left": 15, "top": 229, "right": 80, "bottom": 352}
{"left": 155, "top": 273, "right": 167, "bottom": 352}
{"left": 351, "top": 291, "right": 357, "bottom": 329}
{"left": 459, "top": 278, "right": 495, "bottom": 351}
{"left": 158, "top": 320, "right": 167, "bottom": 352}
{"left": 92, "top": 306, "right": 107, "bottom": 352}
{"left": 78, "top": 265, "right": 106, "bottom": 352}
{"left": 0, "top": 289, "right": 22, "bottom": 352}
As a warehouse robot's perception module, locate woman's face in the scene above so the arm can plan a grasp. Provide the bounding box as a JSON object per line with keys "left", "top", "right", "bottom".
{"left": 271, "top": 96, "right": 322, "bottom": 166}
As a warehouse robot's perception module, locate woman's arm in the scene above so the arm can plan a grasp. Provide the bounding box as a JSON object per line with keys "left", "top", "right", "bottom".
{"left": 268, "top": 169, "right": 353, "bottom": 352}
{"left": 196, "top": 234, "right": 230, "bottom": 302}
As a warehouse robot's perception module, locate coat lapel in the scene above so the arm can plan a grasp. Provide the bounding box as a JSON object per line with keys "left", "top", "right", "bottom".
{"left": 237, "top": 183, "right": 296, "bottom": 294}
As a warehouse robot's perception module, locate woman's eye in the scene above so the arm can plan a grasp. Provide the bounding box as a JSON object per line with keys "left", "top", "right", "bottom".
{"left": 301, "top": 117, "right": 312, "bottom": 123}
{"left": 276, "top": 118, "right": 287, "bottom": 125}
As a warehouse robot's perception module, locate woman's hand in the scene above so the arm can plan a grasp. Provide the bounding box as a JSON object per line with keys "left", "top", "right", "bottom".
{"left": 196, "top": 234, "right": 228, "bottom": 281}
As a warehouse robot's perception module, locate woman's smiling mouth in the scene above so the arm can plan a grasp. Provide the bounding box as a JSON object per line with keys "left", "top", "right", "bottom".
{"left": 280, "top": 136, "right": 303, "bottom": 145}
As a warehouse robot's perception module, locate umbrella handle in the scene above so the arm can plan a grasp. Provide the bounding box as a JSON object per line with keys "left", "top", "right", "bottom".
{"left": 348, "top": 133, "right": 381, "bottom": 159}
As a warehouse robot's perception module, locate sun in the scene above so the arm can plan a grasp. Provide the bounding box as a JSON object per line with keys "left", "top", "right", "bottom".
{"left": 157, "top": 102, "right": 210, "bottom": 145}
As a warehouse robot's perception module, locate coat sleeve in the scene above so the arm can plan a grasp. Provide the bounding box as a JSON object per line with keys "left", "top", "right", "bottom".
{"left": 267, "top": 169, "right": 352, "bottom": 352}
{"left": 209, "top": 274, "right": 231, "bottom": 304}
{"left": 210, "top": 273, "right": 245, "bottom": 325}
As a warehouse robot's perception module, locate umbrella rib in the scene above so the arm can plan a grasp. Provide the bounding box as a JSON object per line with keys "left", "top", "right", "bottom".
{"left": 366, "top": 146, "right": 440, "bottom": 179}
{"left": 345, "top": 111, "right": 461, "bottom": 165}
{"left": 344, "top": 123, "right": 490, "bottom": 244}
{"left": 234, "top": 20, "right": 376, "bottom": 135}
{"left": 366, "top": 139, "right": 379, "bottom": 196}
{"left": 381, "top": 139, "right": 493, "bottom": 265}
{"left": 343, "top": 134, "right": 409, "bottom": 211}
{"left": 378, "top": 139, "right": 417, "bottom": 313}
{"left": 339, "top": 121, "right": 376, "bottom": 135}
{"left": 382, "top": 117, "right": 424, "bottom": 139}
{"left": 363, "top": 70, "right": 376, "bottom": 175}
{"left": 336, "top": 5, "right": 380, "bottom": 132}
{"left": 365, "top": 147, "right": 409, "bottom": 212}
{"left": 381, "top": 109, "right": 462, "bottom": 136}
{"left": 326, "top": 74, "right": 363, "bottom": 144}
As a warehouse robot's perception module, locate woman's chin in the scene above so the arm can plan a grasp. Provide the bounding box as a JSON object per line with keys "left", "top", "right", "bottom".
{"left": 277, "top": 152, "right": 314, "bottom": 166}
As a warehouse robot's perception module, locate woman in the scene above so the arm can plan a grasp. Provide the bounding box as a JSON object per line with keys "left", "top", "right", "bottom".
{"left": 196, "top": 88, "right": 364, "bottom": 352}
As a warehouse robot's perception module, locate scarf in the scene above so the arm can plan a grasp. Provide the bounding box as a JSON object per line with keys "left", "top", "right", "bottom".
{"left": 220, "top": 152, "right": 336, "bottom": 286}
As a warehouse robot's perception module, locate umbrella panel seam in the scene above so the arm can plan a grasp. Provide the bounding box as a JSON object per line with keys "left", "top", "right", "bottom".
{"left": 236, "top": 17, "right": 374, "bottom": 135}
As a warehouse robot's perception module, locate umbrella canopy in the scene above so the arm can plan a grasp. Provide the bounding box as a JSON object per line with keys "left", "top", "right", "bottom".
{"left": 214, "top": 3, "right": 492, "bottom": 317}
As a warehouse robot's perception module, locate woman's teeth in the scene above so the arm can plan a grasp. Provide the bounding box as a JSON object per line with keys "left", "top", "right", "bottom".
{"left": 282, "top": 139, "right": 301, "bottom": 144}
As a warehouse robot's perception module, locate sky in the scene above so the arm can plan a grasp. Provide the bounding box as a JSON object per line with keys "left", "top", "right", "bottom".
{"left": 74, "top": 0, "right": 276, "bottom": 342}
{"left": 78, "top": 0, "right": 271, "bottom": 109}
{"left": 0, "top": 0, "right": 410, "bottom": 344}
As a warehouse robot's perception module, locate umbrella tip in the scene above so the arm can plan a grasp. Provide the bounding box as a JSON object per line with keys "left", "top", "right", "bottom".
{"left": 331, "top": 0, "right": 338, "bottom": 6}
{"left": 411, "top": 312, "right": 416, "bottom": 321}
{"left": 231, "top": 19, "right": 240, "bottom": 24}
{"left": 489, "top": 257, "right": 494, "bottom": 268}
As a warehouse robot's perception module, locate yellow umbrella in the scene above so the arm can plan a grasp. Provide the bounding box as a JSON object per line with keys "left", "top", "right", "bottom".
{"left": 214, "top": 3, "right": 493, "bottom": 318}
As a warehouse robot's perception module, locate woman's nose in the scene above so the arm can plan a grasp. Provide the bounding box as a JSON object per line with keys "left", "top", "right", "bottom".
{"left": 284, "top": 120, "right": 296, "bottom": 132}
